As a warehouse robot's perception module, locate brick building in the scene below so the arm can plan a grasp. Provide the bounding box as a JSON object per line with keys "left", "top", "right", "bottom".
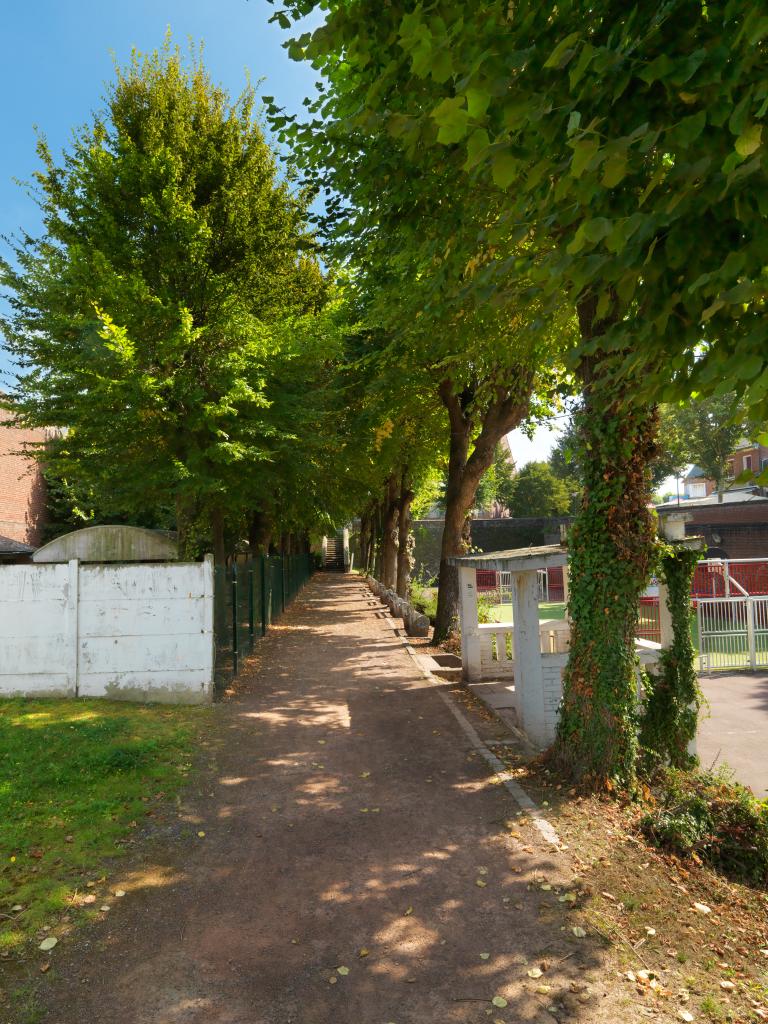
{"left": 0, "top": 408, "right": 48, "bottom": 552}
{"left": 658, "top": 492, "right": 768, "bottom": 559}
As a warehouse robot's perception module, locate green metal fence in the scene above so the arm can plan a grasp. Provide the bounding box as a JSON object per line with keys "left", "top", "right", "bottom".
{"left": 213, "top": 553, "right": 313, "bottom": 692}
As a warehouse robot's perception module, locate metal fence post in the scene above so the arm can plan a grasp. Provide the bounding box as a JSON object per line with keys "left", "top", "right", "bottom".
{"left": 231, "top": 563, "right": 239, "bottom": 676}
{"left": 260, "top": 554, "right": 267, "bottom": 636}
{"left": 281, "top": 555, "right": 286, "bottom": 614}
{"left": 248, "top": 559, "right": 255, "bottom": 652}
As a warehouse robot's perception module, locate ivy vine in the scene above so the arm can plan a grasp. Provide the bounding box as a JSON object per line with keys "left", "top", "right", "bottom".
{"left": 640, "top": 543, "right": 702, "bottom": 772}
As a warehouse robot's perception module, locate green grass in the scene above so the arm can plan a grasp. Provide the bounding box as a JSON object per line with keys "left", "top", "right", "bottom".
{"left": 0, "top": 698, "right": 207, "bottom": 951}
{"left": 490, "top": 600, "right": 567, "bottom": 623}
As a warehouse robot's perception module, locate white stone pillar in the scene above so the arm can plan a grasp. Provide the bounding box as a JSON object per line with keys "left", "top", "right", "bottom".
{"left": 458, "top": 565, "right": 482, "bottom": 681}
{"left": 342, "top": 527, "right": 350, "bottom": 571}
{"left": 512, "top": 569, "right": 547, "bottom": 746}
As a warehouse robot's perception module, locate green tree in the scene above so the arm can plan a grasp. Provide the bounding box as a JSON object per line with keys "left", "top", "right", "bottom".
{"left": 506, "top": 462, "right": 571, "bottom": 519}
{"left": 666, "top": 394, "right": 749, "bottom": 501}
{"left": 474, "top": 442, "right": 517, "bottom": 514}
{"left": 0, "top": 42, "right": 325, "bottom": 562}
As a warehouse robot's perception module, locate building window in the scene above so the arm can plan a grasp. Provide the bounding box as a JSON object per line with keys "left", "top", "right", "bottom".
{"left": 726, "top": 460, "right": 735, "bottom": 478}
{"left": 744, "top": 454, "right": 752, "bottom": 471}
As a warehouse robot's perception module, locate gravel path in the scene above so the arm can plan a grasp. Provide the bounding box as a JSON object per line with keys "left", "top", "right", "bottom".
{"left": 35, "top": 574, "right": 640, "bottom": 1024}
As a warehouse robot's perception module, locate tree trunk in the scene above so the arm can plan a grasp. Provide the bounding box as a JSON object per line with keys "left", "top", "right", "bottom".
{"left": 551, "top": 299, "right": 658, "bottom": 791}
{"left": 210, "top": 507, "right": 227, "bottom": 566}
{"left": 359, "top": 510, "right": 371, "bottom": 575}
{"left": 175, "top": 493, "right": 197, "bottom": 560}
{"left": 381, "top": 475, "right": 400, "bottom": 589}
{"left": 248, "top": 510, "right": 272, "bottom": 555}
{"left": 433, "top": 377, "right": 532, "bottom": 643}
{"left": 396, "top": 472, "right": 415, "bottom": 598}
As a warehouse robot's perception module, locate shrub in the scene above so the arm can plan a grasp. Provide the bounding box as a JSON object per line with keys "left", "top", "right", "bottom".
{"left": 641, "top": 767, "right": 768, "bottom": 885}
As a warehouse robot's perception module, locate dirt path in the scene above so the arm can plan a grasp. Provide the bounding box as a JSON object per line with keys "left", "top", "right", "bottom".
{"left": 35, "top": 575, "right": 641, "bottom": 1024}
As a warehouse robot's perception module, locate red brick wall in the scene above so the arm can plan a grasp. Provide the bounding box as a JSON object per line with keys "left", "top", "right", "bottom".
{"left": 0, "top": 410, "right": 48, "bottom": 545}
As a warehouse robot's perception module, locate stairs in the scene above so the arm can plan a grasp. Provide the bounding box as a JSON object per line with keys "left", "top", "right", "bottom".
{"left": 323, "top": 536, "right": 344, "bottom": 572}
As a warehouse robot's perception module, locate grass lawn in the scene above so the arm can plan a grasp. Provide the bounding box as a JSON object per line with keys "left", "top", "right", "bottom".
{"left": 0, "top": 698, "right": 208, "bottom": 953}
{"left": 489, "top": 600, "right": 567, "bottom": 623}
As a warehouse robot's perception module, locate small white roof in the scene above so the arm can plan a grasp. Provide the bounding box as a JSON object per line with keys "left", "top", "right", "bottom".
{"left": 448, "top": 544, "right": 568, "bottom": 571}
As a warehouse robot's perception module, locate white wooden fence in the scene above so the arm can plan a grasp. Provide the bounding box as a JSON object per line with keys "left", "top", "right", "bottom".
{"left": 0, "top": 557, "right": 214, "bottom": 703}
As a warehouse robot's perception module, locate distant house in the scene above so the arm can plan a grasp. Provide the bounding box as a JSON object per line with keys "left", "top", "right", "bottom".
{"left": 0, "top": 408, "right": 48, "bottom": 560}
{"left": 682, "top": 439, "right": 768, "bottom": 500}
{"left": 682, "top": 465, "right": 715, "bottom": 500}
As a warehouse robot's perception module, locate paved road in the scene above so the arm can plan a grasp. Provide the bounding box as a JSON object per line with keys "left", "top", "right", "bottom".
{"left": 698, "top": 672, "right": 768, "bottom": 797}
{"left": 35, "top": 574, "right": 639, "bottom": 1024}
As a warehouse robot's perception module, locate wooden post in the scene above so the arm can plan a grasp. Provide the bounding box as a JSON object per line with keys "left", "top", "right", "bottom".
{"left": 458, "top": 565, "right": 482, "bottom": 681}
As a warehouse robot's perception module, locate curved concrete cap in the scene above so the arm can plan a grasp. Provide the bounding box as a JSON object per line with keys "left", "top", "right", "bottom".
{"left": 32, "top": 525, "right": 178, "bottom": 563}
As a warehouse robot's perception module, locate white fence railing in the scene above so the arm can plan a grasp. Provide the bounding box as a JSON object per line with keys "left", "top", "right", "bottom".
{"left": 697, "top": 596, "right": 768, "bottom": 672}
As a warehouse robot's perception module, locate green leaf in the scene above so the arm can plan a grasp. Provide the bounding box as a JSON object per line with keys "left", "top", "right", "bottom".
{"left": 672, "top": 110, "right": 706, "bottom": 148}
{"left": 601, "top": 152, "right": 627, "bottom": 187}
{"left": 492, "top": 151, "right": 518, "bottom": 189}
{"left": 735, "top": 124, "right": 762, "bottom": 156}
{"left": 735, "top": 355, "right": 764, "bottom": 381}
{"left": 464, "top": 128, "right": 490, "bottom": 170}
{"left": 543, "top": 32, "right": 580, "bottom": 69}
{"left": 465, "top": 88, "right": 491, "bottom": 119}
{"left": 431, "top": 48, "right": 454, "bottom": 84}
{"left": 431, "top": 96, "right": 470, "bottom": 145}
{"left": 570, "top": 137, "right": 599, "bottom": 178}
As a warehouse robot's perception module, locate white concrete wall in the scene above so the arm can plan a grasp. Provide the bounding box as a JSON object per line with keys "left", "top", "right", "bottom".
{"left": 0, "top": 558, "right": 214, "bottom": 704}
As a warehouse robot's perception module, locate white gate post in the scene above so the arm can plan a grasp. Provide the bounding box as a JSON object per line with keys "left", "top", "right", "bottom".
{"left": 66, "top": 559, "right": 80, "bottom": 697}
{"left": 512, "top": 569, "right": 547, "bottom": 746}
{"left": 458, "top": 565, "right": 482, "bottom": 681}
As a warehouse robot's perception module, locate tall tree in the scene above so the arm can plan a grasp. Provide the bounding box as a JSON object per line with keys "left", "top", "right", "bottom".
{"left": 0, "top": 42, "right": 325, "bottom": 561}
{"left": 666, "top": 394, "right": 749, "bottom": 501}
{"left": 506, "top": 462, "right": 571, "bottom": 519}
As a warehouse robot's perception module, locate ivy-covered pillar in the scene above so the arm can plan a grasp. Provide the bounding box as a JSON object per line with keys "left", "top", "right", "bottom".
{"left": 640, "top": 516, "right": 703, "bottom": 771}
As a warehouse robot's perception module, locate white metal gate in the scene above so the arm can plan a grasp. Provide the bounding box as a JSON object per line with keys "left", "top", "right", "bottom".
{"left": 697, "top": 596, "right": 768, "bottom": 671}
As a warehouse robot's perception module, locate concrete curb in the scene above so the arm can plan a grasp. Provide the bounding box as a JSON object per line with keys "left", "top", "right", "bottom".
{"left": 363, "top": 586, "right": 562, "bottom": 850}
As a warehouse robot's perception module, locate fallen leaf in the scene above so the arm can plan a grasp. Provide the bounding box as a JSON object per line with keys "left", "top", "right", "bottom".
{"left": 492, "top": 996, "right": 508, "bottom": 1008}
{"left": 39, "top": 963, "right": 50, "bottom": 973}
{"left": 38, "top": 937, "right": 57, "bottom": 952}
{"left": 11, "top": 905, "right": 23, "bottom": 912}
{"left": 359, "top": 948, "right": 369, "bottom": 958}
{"left": 572, "top": 926, "right": 587, "bottom": 938}
{"left": 693, "top": 902, "right": 712, "bottom": 915}
{"left": 337, "top": 966, "right": 349, "bottom": 976}
{"left": 197, "top": 831, "right": 206, "bottom": 838}
{"left": 360, "top": 772, "right": 370, "bottom": 778}
{"left": 527, "top": 967, "right": 543, "bottom": 978}
{"left": 719, "top": 980, "right": 735, "bottom": 991}
{"left": 100, "top": 905, "right": 111, "bottom": 912}
{"left": 559, "top": 892, "right": 577, "bottom": 903}
{"left": 478, "top": 867, "right": 488, "bottom": 875}
{"left": 404, "top": 906, "right": 413, "bottom": 916}
{"left": 540, "top": 883, "right": 552, "bottom": 891}
{"left": 536, "top": 984, "right": 552, "bottom": 994}
{"left": 678, "top": 1012, "right": 694, "bottom": 1022}
{"left": 328, "top": 975, "right": 337, "bottom": 985}
{"left": 476, "top": 879, "right": 487, "bottom": 888}
{"left": 480, "top": 952, "right": 490, "bottom": 960}
{"left": 115, "top": 889, "right": 126, "bottom": 897}
{"left": 645, "top": 927, "right": 657, "bottom": 936}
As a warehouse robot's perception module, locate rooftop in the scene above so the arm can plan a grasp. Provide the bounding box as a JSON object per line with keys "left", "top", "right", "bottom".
{"left": 448, "top": 543, "right": 568, "bottom": 571}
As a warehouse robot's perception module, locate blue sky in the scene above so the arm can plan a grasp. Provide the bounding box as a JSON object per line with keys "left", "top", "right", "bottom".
{"left": 0, "top": 0, "right": 319, "bottom": 379}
